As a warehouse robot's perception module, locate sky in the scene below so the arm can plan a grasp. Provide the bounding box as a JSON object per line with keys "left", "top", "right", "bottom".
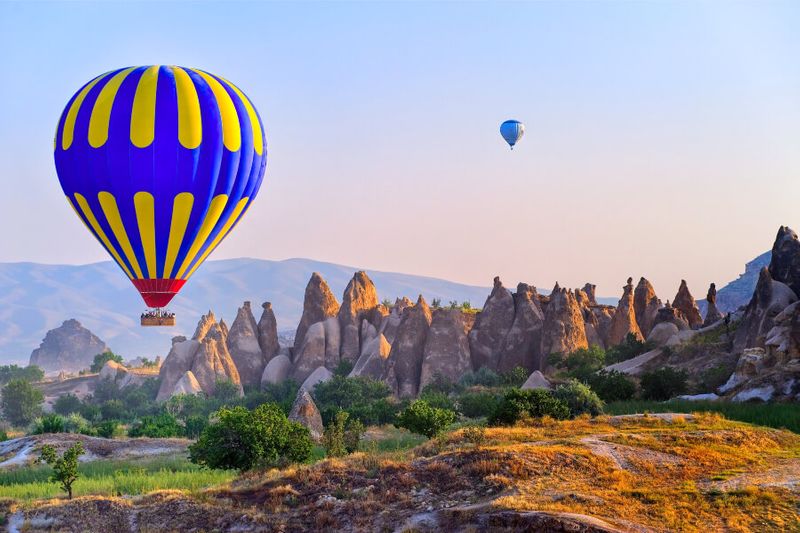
{"left": 1, "top": 1, "right": 799, "bottom": 301}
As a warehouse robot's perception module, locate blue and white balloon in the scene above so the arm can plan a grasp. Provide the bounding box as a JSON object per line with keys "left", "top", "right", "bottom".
{"left": 500, "top": 119, "right": 524, "bottom": 150}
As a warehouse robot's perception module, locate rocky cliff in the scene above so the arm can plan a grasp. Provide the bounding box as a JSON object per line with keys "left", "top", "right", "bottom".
{"left": 29, "top": 319, "right": 109, "bottom": 374}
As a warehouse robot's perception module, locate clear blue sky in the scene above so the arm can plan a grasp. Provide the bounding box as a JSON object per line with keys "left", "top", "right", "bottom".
{"left": 1, "top": 1, "right": 799, "bottom": 299}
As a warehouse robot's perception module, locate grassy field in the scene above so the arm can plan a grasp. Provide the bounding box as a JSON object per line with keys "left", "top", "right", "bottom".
{"left": 606, "top": 400, "right": 800, "bottom": 433}
{"left": 0, "top": 454, "right": 234, "bottom": 501}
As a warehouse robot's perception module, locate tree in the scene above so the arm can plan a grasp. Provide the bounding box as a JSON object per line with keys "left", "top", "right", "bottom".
{"left": 587, "top": 370, "right": 637, "bottom": 402}
{"left": 550, "top": 345, "right": 606, "bottom": 381}
{"left": 395, "top": 399, "right": 456, "bottom": 438}
{"left": 189, "top": 403, "right": 312, "bottom": 471}
{"left": 640, "top": 367, "right": 688, "bottom": 401}
{"left": 127, "top": 413, "right": 183, "bottom": 438}
{"left": 40, "top": 442, "right": 84, "bottom": 499}
{"left": 0, "top": 365, "right": 44, "bottom": 385}
{"left": 1, "top": 379, "right": 44, "bottom": 426}
{"left": 606, "top": 333, "right": 653, "bottom": 364}
{"left": 552, "top": 380, "right": 604, "bottom": 417}
{"left": 53, "top": 394, "right": 84, "bottom": 416}
{"left": 322, "top": 410, "right": 364, "bottom": 457}
{"left": 89, "top": 352, "right": 124, "bottom": 373}
{"left": 32, "top": 414, "right": 66, "bottom": 434}
{"left": 313, "top": 375, "right": 394, "bottom": 425}
{"left": 500, "top": 366, "right": 529, "bottom": 387}
{"left": 213, "top": 379, "right": 241, "bottom": 404}
{"left": 488, "top": 388, "right": 569, "bottom": 426}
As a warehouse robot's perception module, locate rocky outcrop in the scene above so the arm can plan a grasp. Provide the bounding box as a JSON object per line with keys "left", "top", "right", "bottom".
{"left": 261, "top": 354, "right": 292, "bottom": 387}
{"left": 606, "top": 278, "right": 643, "bottom": 346}
{"left": 227, "top": 301, "right": 265, "bottom": 389}
{"left": 294, "top": 273, "right": 340, "bottom": 356}
{"left": 768, "top": 226, "right": 800, "bottom": 297}
{"left": 647, "top": 322, "right": 680, "bottom": 346}
{"left": 338, "top": 272, "right": 379, "bottom": 364}
{"left": 703, "top": 283, "right": 724, "bottom": 326}
{"left": 540, "top": 285, "right": 588, "bottom": 360}
{"left": 419, "top": 309, "right": 472, "bottom": 390}
{"left": 582, "top": 283, "right": 597, "bottom": 306}
{"left": 590, "top": 306, "right": 615, "bottom": 347}
{"left": 733, "top": 268, "right": 798, "bottom": 353}
{"left": 521, "top": 370, "right": 551, "bottom": 390}
{"left": 652, "top": 302, "right": 690, "bottom": 331}
{"left": 172, "top": 371, "right": 203, "bottom": 396}
{"left": 497, "top": 283, "right": 544, "bottom": 372}
{"left": 673, "top": 280, "right": 703, "bottom": 329}
{"left": 98, "top": 360, "right": 142, "bottom": 390}
{"left": 291, "top": 317, "right": 340, "bottom": 383}
{"left": 350, "top": 333, "right": 392, "bottom": 380}
{"left": 633, "top": 277, "right": 660, "bottom": 338}
{"left": 468, "top": 277, "right": 515, "bottom": 370}
{"left": 257, "top": 302, "right": 280, "bottom": 363}
{"left": 288, "top": 390, "right": 324, "bottom": 442}
{"left": 389, "top": 296, "right": 432, "bottom": 398}
{"left": 300, "top": 366, "right": 333, "bottom": 393}
{"left": 29, "top": 319, "right": 109, "bottom": 374}
{"left": 379, "top": 298, "right": 412, "bottom": 345}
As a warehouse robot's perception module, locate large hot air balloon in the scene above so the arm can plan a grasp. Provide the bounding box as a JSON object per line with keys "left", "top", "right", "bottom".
{"left": 54, "top": 66, "right": 267, "bottom": 326}
{"left": 500, "top": 119, "right": 524, "bottom": 150}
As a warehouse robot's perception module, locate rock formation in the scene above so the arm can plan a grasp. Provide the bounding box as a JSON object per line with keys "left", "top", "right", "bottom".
{"left": 633, "top": 277, "right": 660, "bottom": 338}
{"left": 338, "top": 271, "right": 379, "bottom": 364}
{"left": 496, "top": 283, "right": 544, "bottom": 372}
{"left": 172, "top": 371, "right": 203, "bottom": 396}
{"left": 291, "top": 317, "right": 340, "bottom": 383}
{"left": 540, "top": 285, "right": 588, "bottom": 360}
{"left": 261, "top": 353, "right": 292, "bottom": 387}
{"left": 606, "top": 278, "right": 643, "bottom": 346}
{"left": 29, "top": 319, "right": 109, "bottom": 374}
{"left": 288, "top": 389, "right": 324, "bottom": 442}
{"left": 582, "top": 283, "right": 597, "bottom": 306}
{"left": 733, "top": 268, "right": 798, "bottom": 353}
{"left": 521, "top": 370, "right": 551, "bottom": 390}
{"left": 350, "top": 332, "right": 392, "bottom": 380}
{"left": 293, "top": 273, "right": 340, "bottom": 356}
{"left": 300, "top": 366, "right": 333, "bottom": 393}
{"left": 389, "top": 296, "right": 432, "bottom": 398}
{"left": 227, "top": 301, "right": 265, "bottom": 389}
{"left": 703, "top": 283, "right": 724, "bottom": 326}
{"left": 378, "top": 297, "right": 412, "bottom": 345}
{"left": 673, "top": 280, "right": 703, "bottom": 329}
{"left": 257, "top": 302, "right": 280, "bottom": 363}
{"left": 468, "top": 277, "right": 515, "bottom": 370}
{"left": 651, "top": 301, "right": 690, "bottom": 331}
{"left": 768, "top": 226, "right": 800, "bottom": 297}
{"left": 419, "top": 309, "right": 472, "bottom": 390}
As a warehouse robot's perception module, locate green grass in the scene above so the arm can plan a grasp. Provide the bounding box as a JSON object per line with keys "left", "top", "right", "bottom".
{"left": 0, "top": 454, "right": 234, "bottom": 501}
{"left": 605, "top": 400, "right": 800, "bottom": 434}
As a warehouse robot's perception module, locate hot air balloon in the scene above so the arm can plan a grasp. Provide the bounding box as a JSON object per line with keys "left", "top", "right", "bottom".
{"left": 500, "top": 119, "right": 524, "bottom": 150}
{"left": 54, "top": 66, "right": 267, "bottom": 326}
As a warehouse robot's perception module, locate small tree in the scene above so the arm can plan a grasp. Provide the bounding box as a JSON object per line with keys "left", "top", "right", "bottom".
{"left": 552, "top": 380, "right": 604, "bottom": 417}
{"left": 587, "top": 370, "right": 636, "bottom": 402}
{"left": 640, "top": 367, "right": 689, "bottom": 401}
{"left": 40, "top": 442, "right": 84, "bottom": 499}
{"left": 488, "top": 388, "right": 569, "bottom": 426}
{"left": 32, "top": 414, "right": 66, "bottom": 434}
{"left": 127, "top": 413, "right": 183, "bottom": 438}
{"left": 213, "top": 379, "right": 241, "bottom": 404}
{"left": 89, "top": 352, "right": 124, "bottom": 373}
{"left": 395, "top": 399, "right": 456, "bottom": 438}
{"left": 322, "top": 411, "right": 365, "bottom": 457}
{"left": 53, "top": 394, "right": 84, "bottom": 416}
{"left": 1, "top": 379, "right": 44, "bottom": 426}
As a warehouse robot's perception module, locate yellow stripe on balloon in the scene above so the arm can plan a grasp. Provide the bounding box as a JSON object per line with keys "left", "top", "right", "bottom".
{"left": 192, "top": 69, "right": 241, "bottom": 152}
{"left": 175, "top": 194, "right": 228, "bottom": 279}
{"left": 61, "top": 73, "right": 110, "bottom": 150}
{"left": 218, "top": 76, "right": 263, "bottom": 155}
{"left": 88, "top": 67, "right": 137, "bottom": 148}
{"left": 97, "top": 191, "right": 144, "bottom": 279}
{"left": 73, "top": 193, "right": 134, "bottom": 279}
{"left": 130, "top": 66, "right": 160, "bottom": 148}
{"left": 162, "top": 192, "right": 194, "bottom": 278}
{"left": 184, "top": 197, "right": 249, "bottom": 279}
{"left": 172, "top": 67, "right": 202, "bottom": 149}
{"left": 134, "top": 192, "right": 157, "bottom": 278}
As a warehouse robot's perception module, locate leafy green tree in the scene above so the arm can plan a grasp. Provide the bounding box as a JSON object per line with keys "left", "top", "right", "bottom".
{"left": 53, "top": 394, "right": 84, "bottom": 416}
{"left": 100, "top": 399, "right": 127, "bottom": 421}
{"left": 313, "top": 375, "right": 394, "bottom": 425}
{"left": 32, "top": 414, "right": 66, "bottom": 434}
{"left": 248, "top": 380, "right": 300, "bottom": 414}
{"left": 395, "top": 399, "right": 456, "bottom": 438}
{"left": 213, "top": 379, "right": 241, "bottom": 404}
{"left": 40, "top": 442, "right": 84, "bottom": 499}
{"left": 605, "top": 333, "right": 653, "bottom": 364}
{"left": 640, "top": 367, "right": 689, "bottom": 401}
{"left": 420, "top": 373, "right": 460, "bottom": 396}
{"left": 189, "top": 403, "right": 312, "bottom": 471}
{"left": 93, "top": 420, "right": 118, "bottom": 439}
{"left": 127, "top": 413, "right": 183, "bottom": 438}
{"left": 333, "top": 360, "right": 354, "bottom": 377}
{"left": 553, "top": 380, "right": 604, "bottom": 417}
{"left": 550, "top": 345, "right": 606, "bottom": 381}
{"left": 458, "top": 367, "right": 502, "bottom": 388}
{"left": 184, "top": 415, "right": 208, "bottom": 439}
{"left": 488, "top": 388, "right": 569, "bottom": 426}
{"left": 0, "top": 365, "right": 44, "bottom": 384}
{"left": 455, "top": 390, "right": 502, "bottom": 419}
{"left": 1, "top": 379, "right": 44, "bottom": 426}
{"left": 89, "top": 352, "right": 124, "bottom": 373}
{"left": 431, "top": 298, "right": 442, "bottom": 309}
{"left": 322, "top": 410, "right": 364, "bottom": 457}
{"left": 500, "top": 366, "right": 529, "bottom": 387}
{"left": 418, "top": 390, "right": 456, "bottom": 411}
{"left": 587, "top": 370, "right": 636, "bottom": 402}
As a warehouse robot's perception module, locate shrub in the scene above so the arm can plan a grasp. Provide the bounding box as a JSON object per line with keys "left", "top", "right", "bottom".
{"left": 333, "top": 360, "right": 354, "bottom": 377}
{"left": 587, "top": 370, "right": 637, "bottom": 402}
{"left": 32, "top": 414, "right": 66, "bottom": 434}
{"left": 550, "top": 345, "right": 606, "bottom": 381}
{"left": 250, "top": 380, "right": 300, "bottom": 415}
{"left": 100, "top": 400, "right": 127, "bottom": 421}
{"left": 458, "top": 367, "right": 502, "bottom": 388}
{"left": 322, "top": 410, "right": 366, "bottom": 457}
{"left": 553, "top": 380, "right": 604, "bottom": 417}
{"left": 93, "top": 420, "right": 118, "bottom": 439}
{"left": 640, "top": 367, "right": 689, "bottom": 401}
{"left": 395, "top": 400, "right": 456, "bottom": 438}
{"left": 53, "top": 394, "right": 83, "bottom": 416}
{"left": 0, "top": 365, "right": 44, "bottom": 385}
{"left": 64, "top": 413, "right": 92, "bottom": 434}
{"left": 1, "top": 379, "right": 44, "bottom": 426}
{"left": 184, "top": 415, "right": 208, "bottom": 439}
{"left": 0, "top": 431, "right": 7, "bottom": 442}
{"left": 417, "top": 390, "right": 456, "bottom": 412}
{"left": 189, "top": 403, "right": 312, "bottom": 471}
{"left": 606, "top": 333, "right": 653, "bottom": 364}
{"left": 89, "top": 352, "right": 124, "bottom": 373}
{"left": 213, "top": 380, "right": 241, "bottom": 404}
{"left": 698, "top": 363, "right": 735, "bottom": 393}
{"left": 128, "top": 413, "right": 183, "bottom": 438}
{"left": 488, "top": 388, "right": 569, "bottom": 426}
{"left": 313, "top": 375, "right": 394, "bottom": 426}
{"left": 456, "top": 390, "right": 502, "bottom": 419}
{"left": 39, "top": 442, "right": 84, "bottom": 499}
{"left": 500, "top": 367, "right": 530, "bottom": 387}
{"left": 462, "top": 424, "right": 487, "bottom": 447}
{"left": 420, "top": 373, "right": 460, "bottom": 396}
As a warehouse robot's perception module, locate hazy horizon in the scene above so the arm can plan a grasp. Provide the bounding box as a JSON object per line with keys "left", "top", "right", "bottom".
{"left": 1, "top": 1, "right": 798, "bottom": 301}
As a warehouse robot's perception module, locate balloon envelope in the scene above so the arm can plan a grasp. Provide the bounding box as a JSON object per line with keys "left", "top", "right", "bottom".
{"left": 500, "top": 119, "right": 524, "bottom": 149}
{"left": 54, "top": 66, "right": 267, "bottom": 308}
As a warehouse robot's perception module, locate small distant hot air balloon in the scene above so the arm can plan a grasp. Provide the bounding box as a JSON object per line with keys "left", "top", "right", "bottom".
{"left": 500, "top": 119, "right": 524, "bottom": 150}
{"left": 54, "top": 66, "right": 267, "bottom": 326}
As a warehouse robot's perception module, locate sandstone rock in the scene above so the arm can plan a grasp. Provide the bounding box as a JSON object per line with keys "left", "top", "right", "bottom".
{"left": 294, "top": 273, "right": 340, "bottom": 356}
{"left": 521, "top": 370, "right": 551, "bottom": 390}
{"left": 191, "top": 324, "right": 243, "bottom": 397}
{"left": 300, "top": 366, "right": 333, "bottom": 393}
{"left": 257, "top": 302, "right": 280, "bottom": 362}
{"left": 389, "top": 295, "right": 432, "bottom": 398}
{"left": 582, "top": 283, "right": 597, "bottom": 306}
{"left": 703, "top": 283, "right": 724, "bottom": 326}
{"left": 292, "top": 321, "right": 327, "bottom": 383}
{"left": 98, "top": 360, "right": 126, "bottom": 382}
{"left": 652, "top": 302, "right": 690, "bottom": 331}
{"left": 288, "top": 389, "right": 324, "bottom": 442}
{"left": 261, "top": 354, "right": 292, "bottom": 387}
{"left": 606, "top": 278, "right": 644, "bottom": 346}
{"left": 768, "top": 226, "right": 800, "bottom": 297}
{"left": 350, "top": 333, "right": 392, "bottom": 380}
{"left": 646, "top": 322, "right": 680, "bottom": 346}
{"left": 673, "top": 280, "right": 703, "bottom": 329}
{"left": 156, "top": 337, "right": 201, "bottom": 401}
{"left": 590, "top": 306, "right": 616, "bottom": 346}
{"left": 468, "top": 277, "right": 515, "bottom": 370}
{"left": 193, "top": 311, "right": 219, "bottom": 342}
{"left": 497, "top": 283, "right": 544, "bottom": 372}
{"left": 541, "top": 285, "right": 589, "bottom": 360}
{"left": 227, "top": 301, "right": 265, "bottom": 389}
{"left": 633, "top": 277, "right": 661, "bottom": 338}
{"left": 338, "top": 271, "right": 379, "bottom": 364}
{"left": 172, "top": 371, "right": 203, "bottom": 396}
{"left": 29, "top": 319, "right": 110, "bottom": 374}
{"left": 419, "top": 309, "right": 472, "bottom": 390}
{"left": 379, "top": 298, "right": 411, "bottom": 345}
{"left": 733, "top": 268, "right": 798, "bottom": 353}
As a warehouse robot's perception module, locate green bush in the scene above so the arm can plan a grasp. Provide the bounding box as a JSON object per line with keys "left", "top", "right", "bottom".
{"left": 606, "top": 333, "right": 653, "bottom": 364}
{"left": 184, "top": 415, "right": 207, "bottom": 439}
{"left": 313, "top": 375, "right": 395, "bottom": 426}
{"left": 395, "top": 399, "right": 456, "bottom": 438}
{"left": 0, "top": 365, "right": 44, "bottom": 385}
{"left": 456, "top": 390, "right": 502, "bottom": 419}
{"left": 64, "top": 413, "right": 92, "bottom": 434}
{"left": 417, "top": 390, "right": 456, "bottom": 412}
{"left": 458, "top": 367, "right": 502, "bottom": 388}
{"left": 420, "top": 373, "right": 460, "bottom": 396}
{"left": 39, "top": 442, "right": 84, "bottom": 499}
{"left": 587, "top": 370, "right": 637, "bottom": 402}
{"left": 53, "top": 394, "right": 83, "bottom": 416}
{"left": 189, "top": 404, "right": 312, "bottom": 471}
{"left": 248, "top": 380, "right": 300, "bottom": 415}
{"left": 500, "top": 366, "right": 529, "bottom": 387}
{"left": 640, "top": 367, "right": 689, "bottom": 401}
{"left": 2, "top": 379, "right": 44, "bottom": 427}
{"left": 488, "top": 388, "right": 569, "bottom": 426}
{"left": 127, "top": 413, "right": 183, "bottom": 438}
{"left": 552, "top": 380, "right": 604, "bottom": 417}
{"left": 698, "top": 363, "right": 735, "bottom": 393}
{"left": 333, "top": 360, "right": 354, "bottom": 377}
{"left": 89, "top": 352, "right": 124, "bottom": 373}
{"left": 32, "top": 414, "right": 66, "bottom": 434}
{"left": 549, "top": 345, "right": 606, "bottom": 381}
{"left": 322, "top": 410, "right": 364, "bottom": 457}
{"left": 213, "top": 380, "right": 241, "bottom": 404}
{"left": 93, "top": 420, "right": 118, "bottom": 439}
{"left": 100, "top": 400, "right": 127, "bottom": 421}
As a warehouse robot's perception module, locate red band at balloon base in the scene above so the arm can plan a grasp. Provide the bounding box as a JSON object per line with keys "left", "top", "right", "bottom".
{"left": 131, "top": 278, "right": 187, "bottom": 308}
